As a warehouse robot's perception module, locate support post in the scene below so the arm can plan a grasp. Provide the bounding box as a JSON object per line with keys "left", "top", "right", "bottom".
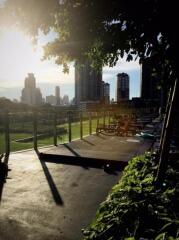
{"left": 80, "top": 111, "right": 83, "bottom": 139}
{"left": 108, "top": 111, "right": 111, "bottom": 124}
{"left": 4, "top": 111, "right": 10, "bottom": 162}
{"left": 68, "top": 111, "right": 72, "bottom": 142}
{"left": 97, "top": 111, "right": 99, "bottom": 127}
{"left": 103, "top": 111, "right": 106, "bottom": 126}
{"left": 89, "top": 112, "right": 92, "bottom": 135}
{"left": 33, "top": 111, "right": 38, "bottom": 152}
{"left": 53, "top": 112, "right": 57, "bottom": 146}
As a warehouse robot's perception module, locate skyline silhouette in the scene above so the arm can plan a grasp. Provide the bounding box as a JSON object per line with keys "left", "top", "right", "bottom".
{"left": 0, "top": 27, "right": 140, "bottom": 101}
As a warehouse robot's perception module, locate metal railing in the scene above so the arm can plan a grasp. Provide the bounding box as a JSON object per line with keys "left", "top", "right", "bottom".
{"left": 0, "top": 111, "right": 10, "bottom": 160}
{"left": 0, "top": 107, "right": 158, "bottom": 156}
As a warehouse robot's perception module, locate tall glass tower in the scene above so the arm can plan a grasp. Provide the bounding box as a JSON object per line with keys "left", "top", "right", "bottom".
{"left": 75, "top": 61, "right": 102, "bottom": 105}
{"left": 116, "top": 73, "right": 129, "bottom": 102}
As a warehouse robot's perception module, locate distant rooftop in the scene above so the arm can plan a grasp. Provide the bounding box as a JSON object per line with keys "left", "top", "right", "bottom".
{"left": 117, "top": 72, "right": 129, "bottom": 77}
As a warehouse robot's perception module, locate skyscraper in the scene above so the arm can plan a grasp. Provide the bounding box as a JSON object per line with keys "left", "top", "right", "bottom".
{"left": 21, "top": 73, "right": 43, "bottom": 105}
{"left": 101, "top": 81, "right": 110, "bottom": 104}
{"left": 116, "top": 73, "right": 129, "bottom": 102}
{"left": 46, "top": 86, "right": 61, "bottom": 105}
{"left": 55, "top": 86, "right": 60, "bottom": 105}
{"left": 62, "top": 95, "right": 70, "bottom": 105}
{"left": 75, "top": 61, "right": 102, "bottom": 105}
{"left": 46, "top": 95, "right": 57, "bottom": 105}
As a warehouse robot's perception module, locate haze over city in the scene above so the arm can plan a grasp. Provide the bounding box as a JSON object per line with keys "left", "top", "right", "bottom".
{"left": 0, "top": 27, "right": 140, "bottom": 101}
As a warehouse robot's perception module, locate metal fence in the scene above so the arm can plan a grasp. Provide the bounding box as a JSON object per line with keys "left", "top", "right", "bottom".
{"left": 0, "top": 111, "right": 10, "bottom": 158}
{"left": 0, "top": 107, "right": 158, "bottom": 155}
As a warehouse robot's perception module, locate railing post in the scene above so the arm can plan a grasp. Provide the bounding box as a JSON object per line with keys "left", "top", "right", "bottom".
{"left": 108, "top": 111, "right": 111, "bottom": 124}
{"left": 54, "top": 112, "right": 57, "bottom": 146}
{"left": 4, "top": 111, "right": 10, "bottom": 161}
{"left": 89, "top": 112, "right": 92, "bottom": 135}
{"left": 103, "top": 111, "right": 106, "bottom": 126}
{"left": 97, "top": 111, "right": 99, "bottom": 126}
{"left": 33, "top": 111, "right": 38, "bottom": 151}
{"left": 68, "top": 111, "right": 72, "bottom": 142}
{"left": 80, "top": 111, "right": 83, "bottom": 139}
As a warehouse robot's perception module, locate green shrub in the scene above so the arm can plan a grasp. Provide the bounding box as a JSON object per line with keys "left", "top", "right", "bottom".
{"left": 82, "top": 153, "right": 179, "bottom": 240}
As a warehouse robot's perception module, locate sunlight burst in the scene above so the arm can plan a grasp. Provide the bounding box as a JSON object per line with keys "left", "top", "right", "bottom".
{"left": 0, "top": 27, "right": 42, "bottom": 82}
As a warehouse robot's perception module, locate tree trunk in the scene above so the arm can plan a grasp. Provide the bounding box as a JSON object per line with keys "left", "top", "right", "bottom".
{"left": 156, "top": 78, "right": 178, "bottom": 184}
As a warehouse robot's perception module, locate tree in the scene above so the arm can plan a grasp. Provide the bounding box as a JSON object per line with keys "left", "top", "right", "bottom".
{"left": 2, "top": 0, "right": 179, "bottom": 182}
{"left": 1, "top": 0, "right": 178, "bottom": 79}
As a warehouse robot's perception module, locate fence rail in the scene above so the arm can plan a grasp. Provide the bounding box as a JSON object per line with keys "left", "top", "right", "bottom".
{"left": 0, "top": 107, "right": 158, "bottom": 156}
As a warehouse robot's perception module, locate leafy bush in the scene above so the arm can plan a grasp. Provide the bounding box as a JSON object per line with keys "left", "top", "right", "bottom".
{"left": 82, "top": 153, "right": 179, "bottom": 240}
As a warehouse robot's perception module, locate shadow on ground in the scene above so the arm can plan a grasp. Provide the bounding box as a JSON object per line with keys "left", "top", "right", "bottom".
{"left": 0, "top": 153, "right": 9, "bottom": 202}
{"left": 34, "top": 149, "right": 63, "bottom": 205}
{"left": 38, "top": 151, "right": 127, "bottom": 176}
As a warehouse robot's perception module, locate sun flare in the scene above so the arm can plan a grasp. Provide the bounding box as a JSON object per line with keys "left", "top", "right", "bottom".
{"left": 0, "top": 27, "right": 43, "bottom": 82}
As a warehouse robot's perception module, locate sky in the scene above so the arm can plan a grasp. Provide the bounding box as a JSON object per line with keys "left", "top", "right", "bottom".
{"left": 0, "top": 27, "right": 141, "bottom": 101}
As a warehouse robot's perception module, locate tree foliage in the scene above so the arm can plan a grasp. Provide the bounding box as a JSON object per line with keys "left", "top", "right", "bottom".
{"left": 1, "top": 0, "right": 178, "bottom": 80}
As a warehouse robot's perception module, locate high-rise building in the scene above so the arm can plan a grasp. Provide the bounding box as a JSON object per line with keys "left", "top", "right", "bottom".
{"left": 101, "top": 81, "right": 110, "bottom": 104}
{"left": 62, "top": 95, "right": 70, "bottom": 105}
{"left": 116, "top": 73, "right": 129, "bottom": 102}
{"left": 46, "top": 86, "right": 61, "bottom": 105}
{"left": 46, "top": 95, "right": 57, "bottom": 105}
{"left": 21, "top": 73, "right": 43, "bottom": 105}
{"left": 55, "top": 86, "right": 60, "bottom": 105}
{"left": 75, "top": 61, "right": 102, "bottom": 105}
{"left": 35, "top": 88, "right": 43, "bottom": 105}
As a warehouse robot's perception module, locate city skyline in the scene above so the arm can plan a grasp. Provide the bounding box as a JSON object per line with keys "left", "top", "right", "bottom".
{"left": 0, "top": 27, "right": 141, "bottom": 101}
{"left": 20, "top": 73, "right": 71, "bottom": 106}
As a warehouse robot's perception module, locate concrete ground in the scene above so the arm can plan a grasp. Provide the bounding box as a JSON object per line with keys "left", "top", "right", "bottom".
{"left": 0, "top": 135, "right": 152, "bottom": 240}
{"left": 42, "top": 134, "right": 152, "bottom": 161}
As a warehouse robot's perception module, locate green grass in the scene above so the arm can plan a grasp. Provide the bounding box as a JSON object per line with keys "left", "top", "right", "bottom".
{"left": 10, "top": 133, "right": 33, "bottom": 152}
{"left": 10, "top": 133, "right": 32, "bottom": 141}
{"left": 10, "top": 141, "right": 34, "bottom": 152}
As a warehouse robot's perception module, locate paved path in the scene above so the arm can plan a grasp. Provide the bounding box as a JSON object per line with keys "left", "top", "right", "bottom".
{"left": 0, "top": 135, "right": 152, "bottom": 240}
{"left": 42, "top": 134, "right": 152, "bottom": 162}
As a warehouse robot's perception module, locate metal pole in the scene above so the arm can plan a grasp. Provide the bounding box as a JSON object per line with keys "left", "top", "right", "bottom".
{"left": 80, "top": 111, "right": 83, "bottom": 139}
{"left": 4, "top": 111, "right": 10, "bottom": 161}
{"left": 68, "top": 111, "right": 72, "bottom": 142}
{"left": 97, "top": 111, "right": 99, "bottom": 127}
{"left": 53, "top": 112, "right": 57, "bottom": 146}
{"left": 89, "top": 112, "right": 92, "bottom": 135}
{"left": 103, "top": 111, "right": 105, "bottom": 126}
{"left": 108, "top": 111, "right": 111, "bottom": 124}
{"left": 33, "top": 111, "right": 38, "bottom": 151}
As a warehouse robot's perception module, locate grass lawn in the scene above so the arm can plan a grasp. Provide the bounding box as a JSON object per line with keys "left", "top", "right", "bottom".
{"left": 10, "top": 133, "right": 33, "bottom": 152}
